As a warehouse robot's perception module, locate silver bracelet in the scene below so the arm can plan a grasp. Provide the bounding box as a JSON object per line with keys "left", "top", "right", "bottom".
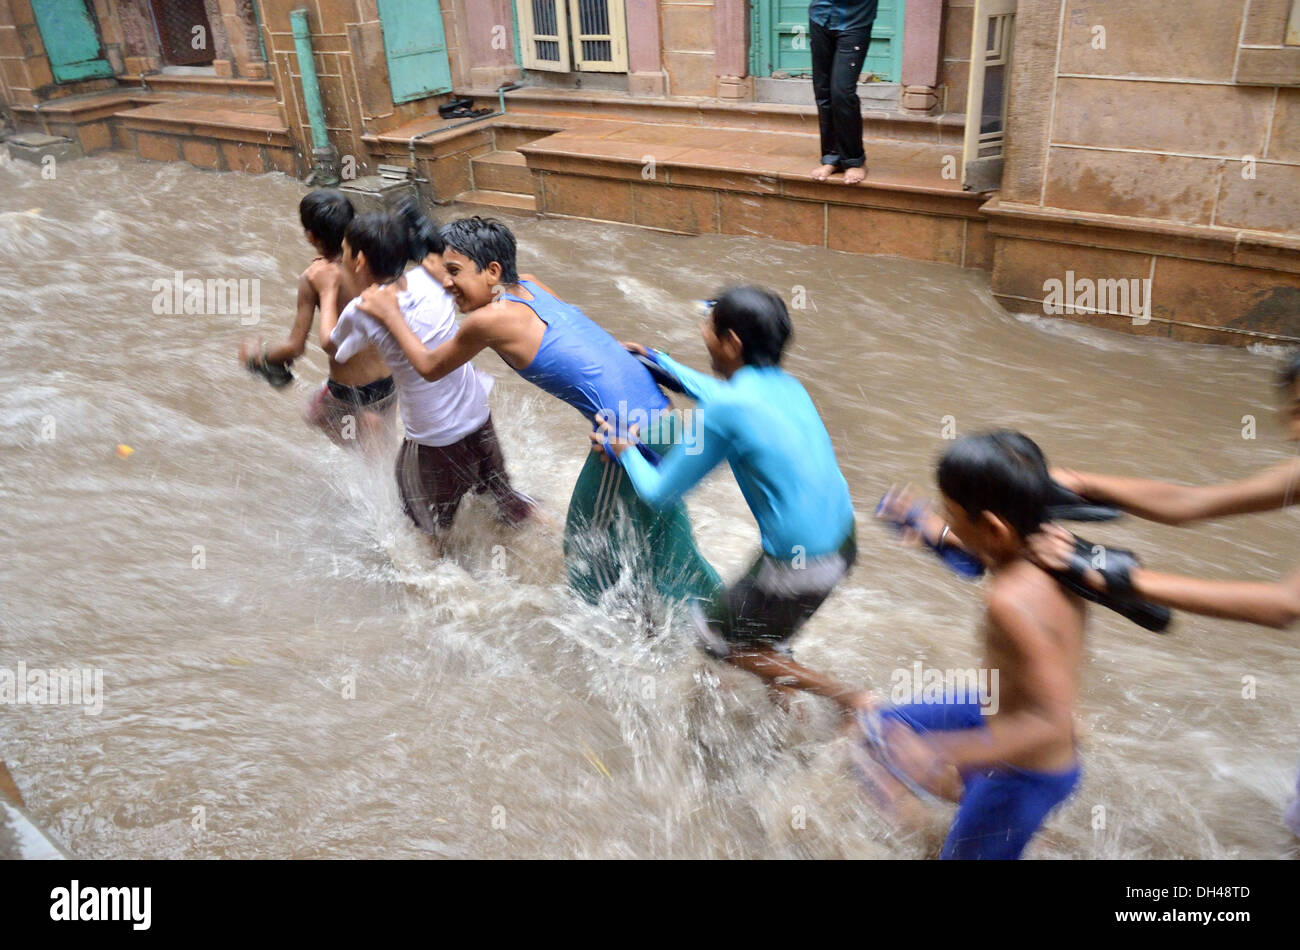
{"left": 938, "top": 525, "right": 951, "bottom": 549}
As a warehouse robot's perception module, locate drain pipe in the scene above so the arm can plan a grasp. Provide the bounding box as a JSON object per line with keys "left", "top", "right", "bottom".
{"left": 404, "top": 89, "right": 520, "bottom": 197}
{"left": 291, "top": 9, "right": 339, "bottom": 185}
{"left": 498, "top": 81, "right": 523, "bottom": 115}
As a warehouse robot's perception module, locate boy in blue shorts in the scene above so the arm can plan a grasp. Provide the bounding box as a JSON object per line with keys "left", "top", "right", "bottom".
{"left": 854, "top": 432, "right": 1086, "bottom": 859}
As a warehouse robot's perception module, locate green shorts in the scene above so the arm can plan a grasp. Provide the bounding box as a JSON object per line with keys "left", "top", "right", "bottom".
{"left": 564, "top": 426, "right": 722, "bottom": 607}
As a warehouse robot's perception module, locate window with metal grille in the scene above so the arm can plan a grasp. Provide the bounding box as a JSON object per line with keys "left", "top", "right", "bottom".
{"left": 516, "top": 0, "right": 626, "bottom": 72}
{"left": 148, "top": 0, "right": 215, "bottom": 67}
{"left": 532, "top": 1, "right": 563, "bottom": 63}
{"left": 577, "top": 0, "right": 611, "bottom": 62}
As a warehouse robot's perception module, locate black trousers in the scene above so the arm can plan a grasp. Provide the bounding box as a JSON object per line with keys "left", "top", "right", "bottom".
{"left": 810, "top": 18, "right": 874, "bottom": 168}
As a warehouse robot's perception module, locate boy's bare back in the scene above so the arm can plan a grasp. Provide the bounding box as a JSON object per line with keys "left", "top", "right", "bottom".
{"left": 304, "top": 258, "right": 389, "bottom": 387}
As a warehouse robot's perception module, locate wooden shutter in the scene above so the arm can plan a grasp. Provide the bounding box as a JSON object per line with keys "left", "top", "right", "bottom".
{"left": 377, "top": 0, "right": 453, "bottom": 103}
{"left": 516, "top": 0, "right": 572, "bottom": 72}
{"left": 962, "top": 0, "right": 1016, "bottom": 192}
{"left": 569, "top": 0, "right": 627, "bottom": 73}
{"left": 32, "top": 0, "right": 114, "bottom": 81}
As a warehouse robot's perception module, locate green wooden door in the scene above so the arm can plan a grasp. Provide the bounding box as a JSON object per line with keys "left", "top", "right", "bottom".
{"left": 751, "top": 1, "right": 905, "bottom": 82}
{"left": 377, "top": 0, "right": 453, "bottom": 103}
{"left": 31, "top": 0, "right": 114, "bottom": 83}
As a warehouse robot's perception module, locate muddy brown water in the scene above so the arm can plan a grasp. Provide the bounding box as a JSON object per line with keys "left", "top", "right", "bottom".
{"left": 1, "top": 150, "right": 1296, "bottom": 859}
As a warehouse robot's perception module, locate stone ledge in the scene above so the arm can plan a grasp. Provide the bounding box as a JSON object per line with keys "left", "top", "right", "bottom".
{"left": 983, "top": 198, "right": 1300, "bottom": 274}
{"left": 533, "top": 169, "right": 989, "bottom": 270}
{"left": 463, "top": 85, "right": 966, "bottom": 143}
{"left": 141, "top": 74, "right": 278, "bottom": 98}
{"left": 519, "top": 127, "right": 986, "bottom": 210}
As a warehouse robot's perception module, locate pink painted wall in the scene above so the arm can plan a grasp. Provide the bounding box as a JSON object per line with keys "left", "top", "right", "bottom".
{"left": 464, "top": 0, "right": 515, "bottom": 68}
{"left": 713, "top": 0, "right": 746, "bottom": 77}
{"left": 626, "top": 0, "right": 664, "bottom": 74}
{"left": 901, "top": 0, "right": 943, "bottom": 87}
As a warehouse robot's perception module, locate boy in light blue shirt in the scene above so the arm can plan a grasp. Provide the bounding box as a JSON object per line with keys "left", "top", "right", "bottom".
{"left": 597, "top": 287, "right": 864, "bottom": 712}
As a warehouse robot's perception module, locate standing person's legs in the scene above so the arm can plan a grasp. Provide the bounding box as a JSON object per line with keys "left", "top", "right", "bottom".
{"left": 830, "top": 25, "right": 873, "bottom": 182}
{"left": 810, "top": 19, "right": 841, "bottom": 180}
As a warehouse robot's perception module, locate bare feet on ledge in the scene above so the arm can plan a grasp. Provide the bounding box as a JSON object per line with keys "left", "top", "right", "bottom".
{"left": 843, "top": 166, "right": 867, "bottom": 184}
{"left": 811, "top": 163, "right": 838, "bottom": 181}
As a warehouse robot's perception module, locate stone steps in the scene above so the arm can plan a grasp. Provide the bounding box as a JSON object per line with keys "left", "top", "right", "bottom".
{"left": 134, "top": 73, "right": 277, "bottom": 98}
{"left": 6, "top": 84, "right": 298, "bottom": 175}
{"left": 471, "top": 149, "right": 532, "bottom": 195}
{"left": 363, "top": 98, "right": 988, "bottom": 269}
{"left": 453, "top": 190, "right": 538, "bottom": 214}
{"left": 516, "top": 118, "right": 990, "bottom": 268}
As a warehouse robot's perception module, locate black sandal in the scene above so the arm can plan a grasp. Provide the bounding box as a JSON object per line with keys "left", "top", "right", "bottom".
{"left": 246, "top": 350, "right": 294, "bottom": 389}
{"left": 1049, "top": 533, "right": 1171, "bottom": 633}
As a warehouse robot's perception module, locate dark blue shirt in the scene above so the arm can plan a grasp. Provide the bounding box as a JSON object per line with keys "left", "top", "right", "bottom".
{"left": 809, "top": 0, "right": 878, "bottom": 33}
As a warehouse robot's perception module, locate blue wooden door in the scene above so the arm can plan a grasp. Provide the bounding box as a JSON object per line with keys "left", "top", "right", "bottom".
{"left": 31, "top": 0, "right": 114, "bottom": 82}
{"left": 377, "top": 0, "right": 453, "bottom": 103}
{"left": 751, "top": 1, "right": 906, "bottom": 82}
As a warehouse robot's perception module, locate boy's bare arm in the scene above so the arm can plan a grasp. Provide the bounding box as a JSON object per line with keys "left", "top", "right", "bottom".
{"left": 1130, "top": 566, "right": 1300, "bottom": 630}
{"left": 239, "top": 272, "right": 315, "bottom": 366}
{"left": 311, "top": 263, "right": 345, "bottom": 353}
{"left": 929, "top": 589, "right": 1076, "bottom": 771}
{"left": 267, "top": 273, "right": 317, "bottom": 364}
{"left": 1055, "top": 459, "right": 1300, "bottom": 525}
{"left": 357, "top": 284, "right": 491, "bottom": 381}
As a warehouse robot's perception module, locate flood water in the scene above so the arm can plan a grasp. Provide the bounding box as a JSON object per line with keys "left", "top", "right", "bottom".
{"left": 1, "top": 149, "right": 1296, "bottom": 859}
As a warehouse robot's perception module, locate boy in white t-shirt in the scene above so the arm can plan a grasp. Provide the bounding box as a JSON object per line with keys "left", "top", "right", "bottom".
{"left": 318, "top": 211, "right": 533, "bottom": 537}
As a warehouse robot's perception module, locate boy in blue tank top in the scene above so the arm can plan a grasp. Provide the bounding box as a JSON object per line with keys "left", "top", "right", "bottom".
{"left": 354, "top": 215, "right": 722, "bottom": 609}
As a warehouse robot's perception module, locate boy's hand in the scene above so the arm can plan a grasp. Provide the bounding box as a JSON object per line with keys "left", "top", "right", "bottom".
{"left": 305, "top": 260, "right": 341, "bottom": 298}
{"left": 590, "top": 415, "right": 638, "bottom": 459}
{"left": 875, "top": 484, "right": 937, "bottom": 546}
{"left": 1050, "top": 467, "right": 1088, "bottom": 496}
{"left": 237, "top": 336, "right": 263, "bottom": 365}
{"left": 1027, "top": 523, "right": 1108, "bottom": 592}
{"left": 621, "top": 341, "right": 649, "bottom": 357}
{"left": 835, "top": 689, "right": 878, "bottom": 718}
{"left": 357, "top": 283, "right": 403, "bottom": 327}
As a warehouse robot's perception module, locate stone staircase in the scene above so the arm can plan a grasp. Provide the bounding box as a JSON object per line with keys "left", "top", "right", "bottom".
{"left": 364, "top": 86, "right": 990, "bottom": 270}
{"left": 463, "top": 148, "right": 535, "bottom": 212}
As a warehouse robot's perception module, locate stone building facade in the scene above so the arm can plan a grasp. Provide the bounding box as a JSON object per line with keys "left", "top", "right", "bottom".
{"left": 1, "top": 1, "right": 1296, "bottom": 344}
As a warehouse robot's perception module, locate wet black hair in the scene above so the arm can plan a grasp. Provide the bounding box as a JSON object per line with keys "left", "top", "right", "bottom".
{"left": 1280, "top": 351, "right": 1300, "bottom": 390}
{"left": 710, "top": 286, "right": 792, "bottom": 367}
{"left": 343, "top": 211, "right": 409, "bottom": 281}
{"left": 299, "top": 189, "right": 354, "bottom": 258}
{"left": 937, "top": 430, "right": 1052, "bottom": 539}
{"left": 438, "top": 216, "right": 519, "bottom": 285}
{"left": 396, "top": 196, "right": 445, "bottom": 260}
